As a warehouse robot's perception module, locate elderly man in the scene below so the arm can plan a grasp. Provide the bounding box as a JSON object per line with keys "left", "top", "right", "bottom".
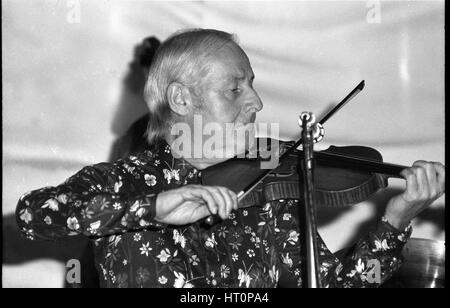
{"left": 16, "top": 29, "right": 445, "bottom": 288}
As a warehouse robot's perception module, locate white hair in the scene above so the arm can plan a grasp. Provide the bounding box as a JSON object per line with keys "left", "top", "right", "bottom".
{"left": 143, "top": 28, "right": 238, "bottom": 145}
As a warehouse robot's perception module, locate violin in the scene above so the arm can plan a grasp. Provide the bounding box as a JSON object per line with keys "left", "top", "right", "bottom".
{"left": 201, "top": 140, "right": 408, "bottom": 223}
{"left": 200, "top": 80, "right": 409, "bottom": 226}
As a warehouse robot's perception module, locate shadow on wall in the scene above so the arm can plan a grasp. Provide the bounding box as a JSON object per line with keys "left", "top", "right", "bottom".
{"left": 108, "top": 37, "right": 160, "bottom": 161}
{"left": 109, "top": 36, "right": 160, "bottom": 140}
{"left": 3, "top": 36, "right": 161, "bottom": 288}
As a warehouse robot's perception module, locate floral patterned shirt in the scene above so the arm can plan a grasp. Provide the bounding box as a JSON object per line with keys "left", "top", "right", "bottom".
{"left": 16, "top": 139, "right": 411, "bottom": 288}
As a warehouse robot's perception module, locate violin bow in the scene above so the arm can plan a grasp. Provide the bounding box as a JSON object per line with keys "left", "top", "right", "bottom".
{"left": 236, "top": 80, "right": 366, "bottom": 201}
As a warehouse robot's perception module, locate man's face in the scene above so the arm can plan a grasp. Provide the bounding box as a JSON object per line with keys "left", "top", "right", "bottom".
{"left": 186, "top": 42, "right": 263, "bottom": 160}
{"left": 194, "top": 42, "right": 263, "bottom": 127}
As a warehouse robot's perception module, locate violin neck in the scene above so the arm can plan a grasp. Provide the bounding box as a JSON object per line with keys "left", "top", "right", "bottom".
{"left": 313, "top": 151, "right": 406, "bottom": 179}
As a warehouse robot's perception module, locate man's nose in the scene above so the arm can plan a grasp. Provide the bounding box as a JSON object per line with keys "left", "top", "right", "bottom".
{"left": 245, "top": 88, "right": 263, "bottom": 113}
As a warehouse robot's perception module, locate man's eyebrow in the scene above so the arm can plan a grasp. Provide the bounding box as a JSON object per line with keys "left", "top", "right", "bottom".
{"left": 233, "top": 74, "right": 255, "bottom": 81}
{"left": 222, "top": 76, "right": 242, "bottom": 83}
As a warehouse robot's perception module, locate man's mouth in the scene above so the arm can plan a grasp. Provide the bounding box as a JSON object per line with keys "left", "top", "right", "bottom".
{"left": 235, "top": 113, "right": 256, "bottom": 126}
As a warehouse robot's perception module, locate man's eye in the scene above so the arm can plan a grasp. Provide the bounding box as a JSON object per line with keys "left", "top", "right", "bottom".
{"left": 231, "top": 88, "right": 241, "bottom": 93}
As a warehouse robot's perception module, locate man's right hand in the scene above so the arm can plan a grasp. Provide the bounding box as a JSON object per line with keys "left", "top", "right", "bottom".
{"left": 154, "top": 185, "right": 238, "bottom": 225}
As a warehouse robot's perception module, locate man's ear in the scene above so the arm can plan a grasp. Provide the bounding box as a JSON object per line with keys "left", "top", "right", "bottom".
{"left": 166, "top": 82, "right": 192, "bottom": 116}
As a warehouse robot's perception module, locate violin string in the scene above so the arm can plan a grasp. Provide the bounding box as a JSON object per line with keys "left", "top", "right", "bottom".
{"left": 312, "top": 151, "right": 407, "bottom": 176}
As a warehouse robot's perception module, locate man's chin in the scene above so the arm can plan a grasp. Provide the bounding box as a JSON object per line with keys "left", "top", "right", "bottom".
{"left": 237, "top": 115, "right": 256, "bottom": 126}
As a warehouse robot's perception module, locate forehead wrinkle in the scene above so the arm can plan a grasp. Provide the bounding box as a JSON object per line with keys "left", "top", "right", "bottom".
{"left": 214, "top": 62, "right": 253, "bottom": 82}
{"left": 194, "top": 40, "right": 236, "bottom": 78}
{"left": 196, "top": 45, "right": 254, "bottom": 90}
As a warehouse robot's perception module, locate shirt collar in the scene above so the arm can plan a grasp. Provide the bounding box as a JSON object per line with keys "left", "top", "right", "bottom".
{"left": 152, "top": 138, "right": 202, "bottom": 180}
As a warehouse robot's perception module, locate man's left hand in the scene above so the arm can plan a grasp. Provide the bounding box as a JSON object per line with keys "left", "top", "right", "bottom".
{"left": 384, "top": 160, "right": 445, "bottom": 230}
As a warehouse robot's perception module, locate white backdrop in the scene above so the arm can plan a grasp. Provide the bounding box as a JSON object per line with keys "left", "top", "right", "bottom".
{"left": 3, "top": 0, "right": 444, "bottom": 287}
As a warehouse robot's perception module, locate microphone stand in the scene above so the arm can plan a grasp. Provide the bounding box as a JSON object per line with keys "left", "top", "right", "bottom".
{"left": 299, "top": 112, "right": 322, "bottom": 288}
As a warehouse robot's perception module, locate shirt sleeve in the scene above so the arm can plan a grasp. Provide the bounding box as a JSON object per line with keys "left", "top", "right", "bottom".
{"left": 274, "top": 200, "right": 411, "bottom": 288}
{"left": 16, "top": 157, "right": 167, "bottom": 241}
